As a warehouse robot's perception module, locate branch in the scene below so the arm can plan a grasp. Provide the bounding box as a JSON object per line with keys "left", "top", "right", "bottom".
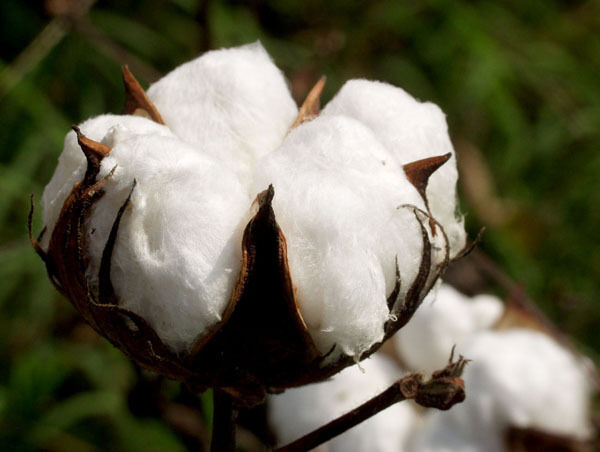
{"left": 275, "top": 353, "right": 467, "bottom": 452}
{"left": 210, "top": 390, "right": 238, "bottom": 452}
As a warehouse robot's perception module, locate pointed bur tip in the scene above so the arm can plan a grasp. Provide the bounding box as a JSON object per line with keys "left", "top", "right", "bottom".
{"left": 72, "top": 125, "right": 111, "bottom": 163}
{"left": 402, "top": 153, "right": 451, "bottom": 196}
{"left": 258, "top": 184, "right": 275, "bottom": 207}
{"left": 121, "top": 65, "right": 165, "bottom": 125}
{"left": 402, "top": 153, "right": 452, "bottom": 235}
{"left": 290, "top": 76, "right": 327, "bottom": 130}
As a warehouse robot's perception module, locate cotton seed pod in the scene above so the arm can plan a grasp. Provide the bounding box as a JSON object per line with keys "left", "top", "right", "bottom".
{"left": 31, "top": 42, "right": 468, "bottom": 405}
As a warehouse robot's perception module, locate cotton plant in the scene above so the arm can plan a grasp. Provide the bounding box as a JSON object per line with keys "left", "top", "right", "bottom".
{"left": 31, "top": 42, "right": 471, "bottom": 450}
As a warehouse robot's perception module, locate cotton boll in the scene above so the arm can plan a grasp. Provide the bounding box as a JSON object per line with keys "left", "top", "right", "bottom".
{"left": 463, "top": 329, "right": 593, "bottom": 439}
{"left": 412, "top": 329, "right": 593, "bottom": 452}
{"left": 82, "top": 134, "right": 250, "bottom": 352}
{"left": 253, "top": 115, "right": 427, "bottom": 356}
{"left": 41, "top": 114, "right": 174, "bottom": 249}
{"left": 268, "top": 354, "right": 418, "bottom": 452}
{"left": 147, "top": 41, "right": 298, "bottom": 183}
{"left": 394, "top": 284, "right": 504, "bottom": 373}
{"left": 322, "top": 80, "right": 466, "bottom": 256}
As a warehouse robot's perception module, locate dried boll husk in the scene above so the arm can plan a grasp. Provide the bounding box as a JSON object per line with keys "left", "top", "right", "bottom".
{"left": 31, "top": 43, "right": 468, "bottom": 405}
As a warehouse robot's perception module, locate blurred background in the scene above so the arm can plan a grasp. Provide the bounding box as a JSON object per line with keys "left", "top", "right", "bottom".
{"left": 0, "top": 0, "right": 598, "bottom": 450}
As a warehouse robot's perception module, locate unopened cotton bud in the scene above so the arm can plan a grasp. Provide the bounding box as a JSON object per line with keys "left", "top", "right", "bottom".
{"left": 394, "top": 283, "right": 504, "bottom": 373}
{"left": 147, "top": 41, "right": 298, "bottom": 182}
{"left": 268, "top": 354, "right": 418, "bottom": 452}
{"left": 412, "top": 329, "right": 593, "bottom": 452}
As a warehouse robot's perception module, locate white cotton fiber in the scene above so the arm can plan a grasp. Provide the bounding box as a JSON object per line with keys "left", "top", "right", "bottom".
{"left": 253, "top": 115, "right": 427, "bottom": 357}
{"left": 412, "top": 329, "right": 593, "bottom": 452}
{"left": 41, "top": 114, "right": 174, "bottom": 249}
{"left": 147, "top": 41, "right": 298, "bottom": 183}
{"left": 394, "top": 283, "right": 504, "bottom": 373}
{"left": 42, "top": 115, "right": 251, "bottom": 352}
{"left": 86, "top": 134, "right": 251, "bottom": 352}
{"left": 322, "top": 80, "right": 466, "bottom": 256}
{"left": 268, "top": 354, "right": 418, "bottom": 452}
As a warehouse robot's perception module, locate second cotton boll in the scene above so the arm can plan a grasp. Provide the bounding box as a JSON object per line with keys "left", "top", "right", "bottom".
{"left": 412, "top": 329, "right": 594, "bottom": 452}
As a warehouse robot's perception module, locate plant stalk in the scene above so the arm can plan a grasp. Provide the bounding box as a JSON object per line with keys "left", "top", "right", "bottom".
{"left": 274, "top": 381, "right": 407, "bottom": 452}
{"left": 275, "top": 354, "right": 467, "bottom": 452}
{"left": 210, "top": 390, "right": 238, "bottom": 452}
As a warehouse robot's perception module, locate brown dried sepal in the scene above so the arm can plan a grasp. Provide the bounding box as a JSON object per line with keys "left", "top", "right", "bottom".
{"left": 403, "top": 153, "right": 451, "bottom": 234}
{"left": 122, "top": 66, "right": 165, "bottom": 124}
{"left": 289, "top": 76, "right": 326, "bottom": 130}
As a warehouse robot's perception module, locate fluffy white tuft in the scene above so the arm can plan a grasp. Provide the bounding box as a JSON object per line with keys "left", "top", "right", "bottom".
{"left": 322, "top": 79, "right": 466, "bottom": 256}
{"left": 147, "top": 41, "right": 298, "bottom": 183}
{"left": 253, "top": 115, "right": 427, "bottom": 357}
{"left": 42, "top": 117, "right": 250, "bottom": 352}
{"left": 394, "top": 283, "right": 504, "bottom": 373}
{"left": 268, "top": 354, "right": 418, "bottom": 452}
{"left": 412, "top": 329, "right": 594, "bottom": 451}
{"left": 89, "top": 134, "right": 250, "bottom": 352}
{"left": 41, "top": 114, "right": 174, "bottom": 249}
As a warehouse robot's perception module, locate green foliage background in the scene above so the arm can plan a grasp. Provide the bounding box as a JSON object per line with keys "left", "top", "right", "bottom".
{"left": 0, "top": 0, "right": 598, "bottom": 449}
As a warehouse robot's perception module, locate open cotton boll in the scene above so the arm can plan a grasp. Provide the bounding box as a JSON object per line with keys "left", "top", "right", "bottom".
{"left": 268, "top": 354, "right": 418, "bottom": 452}
{"left": 147, "top": 41, "right": 298, "bottom": 183}
{"left": 394, "top": 283, "right": 504, "bottom": 373}
{"left": 81, "top": 134, "right": 250, "bottom": 352}
{"left": 41, "top": 114, "right": 174, "bottom": 249}
{"left": 412, "top": 329, "right": 593, "bottom": 452}
{"left": 253, "top": 115, "right": 427, "bottom": 357}
{"left": 322, "top": 80, "right": 466, "bottom": 256}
